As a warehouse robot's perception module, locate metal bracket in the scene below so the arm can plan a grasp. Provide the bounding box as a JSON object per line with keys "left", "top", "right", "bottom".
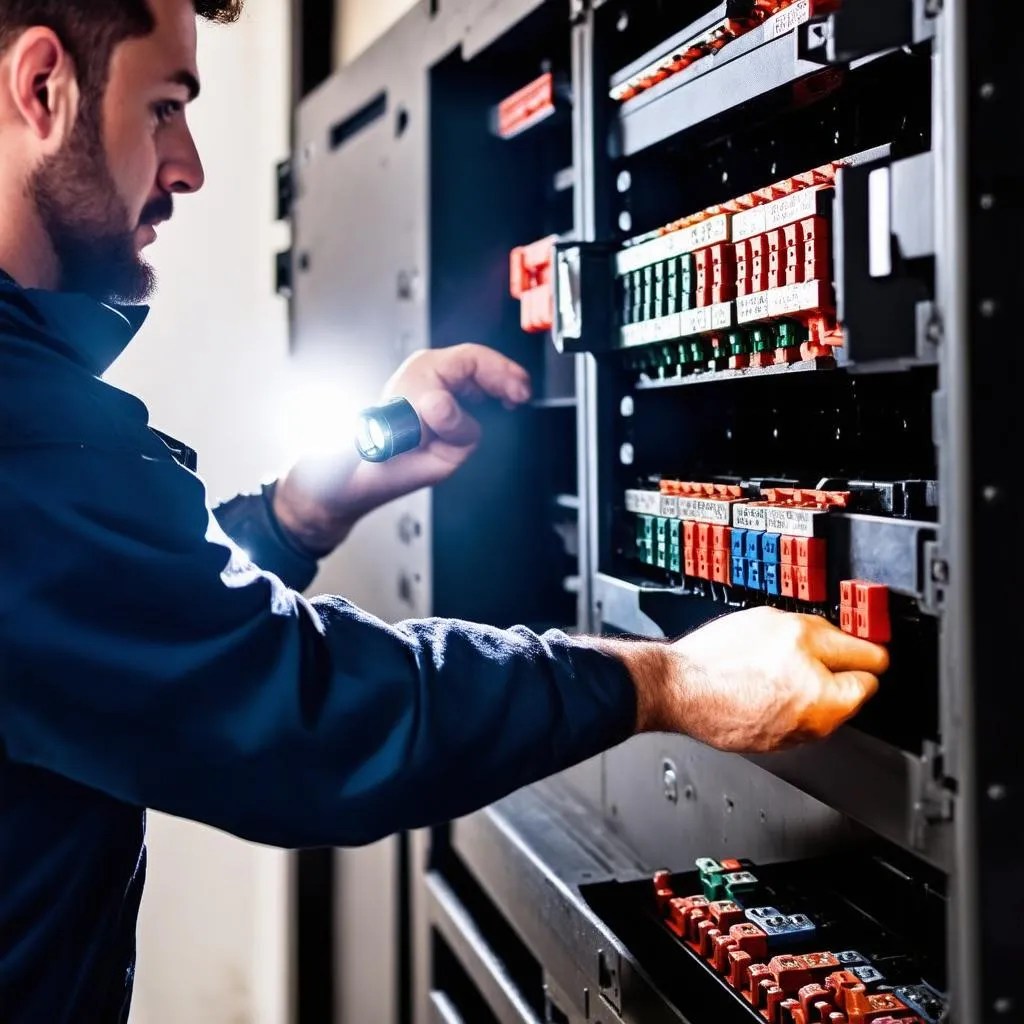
{"left": 910, "top": 740, "right": 955, "bottom": 851}
{"left": 921, "top": 539, "right": 948, "bottom": 617}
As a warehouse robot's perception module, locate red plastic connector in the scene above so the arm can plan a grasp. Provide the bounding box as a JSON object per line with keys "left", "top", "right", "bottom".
{"left": 840, "top": 580, "right": 891, "bottom": 643}
{"left": 498, "top": 72, "right": 556, "bottom": 138}
{"left": 509, "top": 235, "right": 557, "bottom": 333}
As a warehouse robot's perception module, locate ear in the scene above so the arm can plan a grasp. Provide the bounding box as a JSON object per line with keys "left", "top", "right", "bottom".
{"left": 6, "top": 27, "right": 81, "bottom": 148}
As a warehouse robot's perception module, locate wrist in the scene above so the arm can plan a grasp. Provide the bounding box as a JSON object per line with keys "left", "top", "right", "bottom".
{"left": 272, "top": 468, "right": 360, "bottom": 556}
{"left": 590, "top": 638, "right": 675, "bottom": 734}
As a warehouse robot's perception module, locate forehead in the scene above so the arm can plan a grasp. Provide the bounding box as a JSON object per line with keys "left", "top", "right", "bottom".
{"left": 115, "top": 0, "right": 199, "bottom": 83}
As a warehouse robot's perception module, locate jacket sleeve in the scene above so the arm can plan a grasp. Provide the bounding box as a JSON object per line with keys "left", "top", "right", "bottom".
{"left": 0, "top": 443, "right": 635, "bottom": 847}
{"left": 213, "top": 483, "right": 320, "bottom": 593}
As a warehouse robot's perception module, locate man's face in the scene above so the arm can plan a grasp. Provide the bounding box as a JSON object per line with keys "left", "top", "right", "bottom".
{"left": 31, "top": 0, "right": 204, "bottom": 304}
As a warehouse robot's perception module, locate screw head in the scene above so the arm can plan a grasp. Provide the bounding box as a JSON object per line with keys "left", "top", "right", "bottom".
{"left": 616, "top": 10, "right": 629, "bottom": 32}
{"left": 983, "top": 485, "right": 1000, "bottom": 503}
{"left": 980, "top": 193, "right": 995, "bottom": 210}
{"left": 617, "top": 170, "right": 632, "bottom": 193}
{"left": 619, "top": 443, "right": 634, "bottom": 465}
{"left": 662, "top": 763, "right": 679, "bottom": 803}
{"left": 994, "top": 997, "right": 1013, "bottom": 1015}
{"left": 980, "top": 298, "right": 998, "bottom": 318}
{"left": 988, "top": 783, "right": 1008, "bottom": 801}
{"left": 980, "top": 81, "right": 996, "bottom": 100}
{"left": 618, "top": 211, "right": 633, "bottom": 233}
{"left": 620, "top": 395, "right": 635, "bottom": 417}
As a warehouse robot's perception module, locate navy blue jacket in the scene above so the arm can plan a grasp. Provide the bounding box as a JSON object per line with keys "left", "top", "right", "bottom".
{"left": 0, "top": 271, "right": 635, "bottom": 1022}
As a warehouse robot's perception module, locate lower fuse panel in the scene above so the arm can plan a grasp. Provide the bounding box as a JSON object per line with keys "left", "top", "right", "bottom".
{"left": 582, "top": 853, "right": 947, "bottom": 1024}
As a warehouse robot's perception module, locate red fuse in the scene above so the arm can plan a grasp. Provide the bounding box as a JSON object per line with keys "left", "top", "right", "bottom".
{"left": 728, "top": 949, "right": 754, "bottom": 990}
{"left": 766, "top": 229, "right": 784, "bottom": 290}
{"left": 854, "top": 582, "right": 891, "bottom": 642}
{"left": 781, "top": 564, "right": 797, "bottom": 598}
{"left": 698, "top": 551, "right": 711, "bottom": 580}
{"left": 730, "top": 923, "right": 769, "bottom": 962}
{"left": 653, "top": 869, "right": 673, "bottom": 891}
{"left": 712, "top": 242, "right": 737, "bottom": 303}
{"left": 713, "top": 549, "right": 732, "bottom": 584}
{"left": 802, "top": 215, "right": 830, "bottom": 281}
{"left": 683, "top": 521, "right": 697, "bottom": 552}
{"left": 839, "top": 580, "right": 855, "bottom": 606}
{"left": 736, "top": 239, "right": 752, "bottom": 296}
{"left": 780, "top": 535, "right": 797, "bottom": 565}
{"left": 710, "top": 900, "right": 747, "bottom": 931}
{"left": 712, "top": 933, "right": 739, "bottom": 972}
{"left": 697, "top": 920, "right": 722, "bottom": 957}
{"left": 795, "top": 537, "right": 826, "bottom": 567}
{"left": 697, "top": 522, "right": 713, "bottom": 551}
{"left": 712, "top": 525, "right": 732, "bottom": 550}
{"left": 695, "top": 248, "right": 712, "bottom": 307}
{"left": 719, "top": 858, "right": 742, "bottom": 871}
{"left": 797, "top": 565, "right": 827, "bottom": 603}
{"left": 746, "top": 963, "right": 776, "bottom": 1005}
{"left": 784, "top": 221, "right": 805, "bottom": 285}
{"left": 750, "top": 234, "right": 769, "bottom": 292}
{"left": 684, "top": 553, "right": 698, "bottom": 576}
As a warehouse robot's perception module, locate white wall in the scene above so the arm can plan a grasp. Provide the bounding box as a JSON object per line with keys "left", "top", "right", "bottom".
{"left": 334, "top": 0, "right": 419, "bottom": 66}
{"left": 106, "top": 3, "right": 294, "bottom": 1022}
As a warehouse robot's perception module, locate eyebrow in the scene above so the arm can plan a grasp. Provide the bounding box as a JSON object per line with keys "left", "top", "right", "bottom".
{"left": 168, "top": 69, "right": 201, "bottom": 101}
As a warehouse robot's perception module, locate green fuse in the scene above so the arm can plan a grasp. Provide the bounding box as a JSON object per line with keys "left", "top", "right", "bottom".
{"left": 724, "top": 870, "right": 759, "bottom": 904}
{"left": 656, "top": 518, "right": 668, "bottom": 569}
{"left": 775, "top": 321, "right": 805, "bottom": 349}
{"left": 750, "top": 327, "right": 772, "bottom": 353}
{"left": 727, "top": 329, "right": 749, "bottom": 355}
{"left": 669, "top": 520, "right": 681, "bottom": 573}
{"left": 696, "top": 857, "right": 725, "bottom": 900}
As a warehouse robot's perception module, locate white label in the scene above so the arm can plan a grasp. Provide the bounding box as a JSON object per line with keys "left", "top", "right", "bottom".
{"left": 636, "top": 491, "right": 661, "bottom": 515}
{"left": 678, "top": 497, "right": 733, "bottom": 525}
{"left": 680, "top": 306, "right": 712, "bottom": 336}
{"left": 625, "top": 489, "right": 642, "bottom": 513}
{"left": 732, "top": 186, "right": 828, "bottom": 242}
{"left": 764, "top": 507, "right": 823, "bottom": 537}
{"left": 765, "top": 0, "right": 811, "bottom": 40}
{"left": 735, "top": 292, "right": 770, "bottom": 322}
{"left": 620, "top": 313, "right": 682, "bottom": 348}
{"left": 711, "top": 302, "right": 735, "bottom": 329}
{"left": 659, "top": 495, "right": 680, "bottom": 518}
{"left": 733, "top": 503, "right": 768, "bottom": 531}
{"left": 732, "top": 207, "right": 768, "bottom": 242}
{"left": 616, "top": 215, "right": 730, "bottom": 276}
{"left": 736, "top": 280, "right": 828, "bottom": 323}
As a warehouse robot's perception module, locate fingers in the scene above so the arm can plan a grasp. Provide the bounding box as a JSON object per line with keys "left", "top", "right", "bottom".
{"left": 416, "top": 389, "right": 482, "bottom": 448}
{"left": 804, "top": 615, "right": 890, "bottom": 675}
{"left": 823, "top": 669, "right": 881, "bottom": 729}
{"left": 433, "top": 344, "right": 532, "bottom": 406}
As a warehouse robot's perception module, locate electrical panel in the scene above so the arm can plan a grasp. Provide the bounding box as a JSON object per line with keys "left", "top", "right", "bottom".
{"left": 288, "top": 1, "right": 1019, "bottom": 1022}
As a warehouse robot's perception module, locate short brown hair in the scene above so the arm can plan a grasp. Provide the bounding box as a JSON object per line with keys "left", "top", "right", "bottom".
{"left": 0, "top": 1, "right": 243, "bottom": 101}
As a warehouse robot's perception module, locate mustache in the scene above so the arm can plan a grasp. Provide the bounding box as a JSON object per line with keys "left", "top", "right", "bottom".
{"left": 139, "top": 194, "right": 174, "bottom": 226}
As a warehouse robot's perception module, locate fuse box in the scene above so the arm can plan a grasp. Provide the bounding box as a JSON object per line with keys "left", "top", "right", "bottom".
{"left": 288, "top": 0, "right": 1018, "bottom": 1021}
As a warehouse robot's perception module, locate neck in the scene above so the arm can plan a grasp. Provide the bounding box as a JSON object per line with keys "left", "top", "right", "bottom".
{"left": 0, "top": 185, "right": 61, "bottom": 291}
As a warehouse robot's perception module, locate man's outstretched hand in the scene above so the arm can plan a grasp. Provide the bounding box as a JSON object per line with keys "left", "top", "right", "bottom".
{"left": 273, "top": 344, "right": 531, "bottom": 555}
{"left": 603, "top": 607, "right": 888, "bottom": 753}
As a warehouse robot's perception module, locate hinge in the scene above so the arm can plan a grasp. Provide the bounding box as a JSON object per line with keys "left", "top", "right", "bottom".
{"left": 910, "top": 740, "right": 955, "bottom": 850}
{"left": 275, "top": 157, "right": 293, "bottom": 221}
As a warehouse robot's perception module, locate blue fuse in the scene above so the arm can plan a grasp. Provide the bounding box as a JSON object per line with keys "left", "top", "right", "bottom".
{"left": 745, "top": 530, "right": 764, "bottom": 561}
{"left": 835, "top": 951, "right": 868, "bottom": 967}
{"left": 747, "top": 561, "right": 763, "bottom": 591}
{"left": 731, "top": 529, "right": 747, "bottom": 560}
{"left": 765, "top": 563, "right": 780, "bottom": 596}
{"left": 762, "top": 534, "right": 780, "bottom": 564}
{"left": 853, "top": 965, "right": 885, "bottom": 986}
{"left": 732, "top": 557, "right": 747, "bottom": 588}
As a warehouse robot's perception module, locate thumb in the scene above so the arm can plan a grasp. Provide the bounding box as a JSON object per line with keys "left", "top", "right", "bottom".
{"left": 416, "top": 389, "right": 482, "bottom": 449}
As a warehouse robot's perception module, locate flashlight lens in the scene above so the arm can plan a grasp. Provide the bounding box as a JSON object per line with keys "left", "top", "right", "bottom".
{"left": 355, "top": 397, "right": 421, "bottom": 462}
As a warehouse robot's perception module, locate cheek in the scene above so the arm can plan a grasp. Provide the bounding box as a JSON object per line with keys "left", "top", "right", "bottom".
{"left": 102, "top": 110, "right": 159, "bottom": 221}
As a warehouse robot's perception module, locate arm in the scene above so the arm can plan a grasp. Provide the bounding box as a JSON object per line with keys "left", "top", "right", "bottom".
{"left": 0, "top": 441, "right": 635, "bottom": 848}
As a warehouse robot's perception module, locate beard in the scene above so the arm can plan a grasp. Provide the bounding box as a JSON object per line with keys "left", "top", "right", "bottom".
{"left": 29, "top": 107, "right": 170, "bottom": 305}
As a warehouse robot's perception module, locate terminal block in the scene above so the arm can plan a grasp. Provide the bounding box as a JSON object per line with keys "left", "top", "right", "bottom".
{"left": 617, "top": 162, "right": 845, "bottom": 374}
{"left": 510, "top": 235, "right": 557, "bottom": 333}
{"left": 610, "top": 0, "right": 842, "bottom": 105}
{"left": 648, "top": 858, "right": 944, "bottom": 1024}
{"left": 840, "top": 581, "right": 891, "bottom": 643}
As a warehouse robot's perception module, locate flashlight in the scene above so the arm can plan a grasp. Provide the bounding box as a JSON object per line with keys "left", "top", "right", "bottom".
{"left": 355, "top": 397, "right": 422, "bottom": 462}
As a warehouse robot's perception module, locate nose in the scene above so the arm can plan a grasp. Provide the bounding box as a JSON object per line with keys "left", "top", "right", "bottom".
{"left": 157, "top": 120, "right": 205, "bottom": 196}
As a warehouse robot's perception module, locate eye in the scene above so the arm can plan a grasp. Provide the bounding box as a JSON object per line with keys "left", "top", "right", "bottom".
{"left": 153, "top": 99, "right": 183, "bottom": 126}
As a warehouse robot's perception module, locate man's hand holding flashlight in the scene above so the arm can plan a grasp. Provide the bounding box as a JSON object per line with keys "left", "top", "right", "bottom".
{"left": 273, "top": 344, "right": 533, "bottom": 555}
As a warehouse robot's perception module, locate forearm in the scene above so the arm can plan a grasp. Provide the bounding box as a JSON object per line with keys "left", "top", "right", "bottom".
{"left": 584, "top": 637, "right": 681, "bottom": 734}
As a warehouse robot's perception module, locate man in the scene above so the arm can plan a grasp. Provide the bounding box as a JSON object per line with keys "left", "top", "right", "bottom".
{"left": 0, "top": 0, "right": 888, "bottom": 1020}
